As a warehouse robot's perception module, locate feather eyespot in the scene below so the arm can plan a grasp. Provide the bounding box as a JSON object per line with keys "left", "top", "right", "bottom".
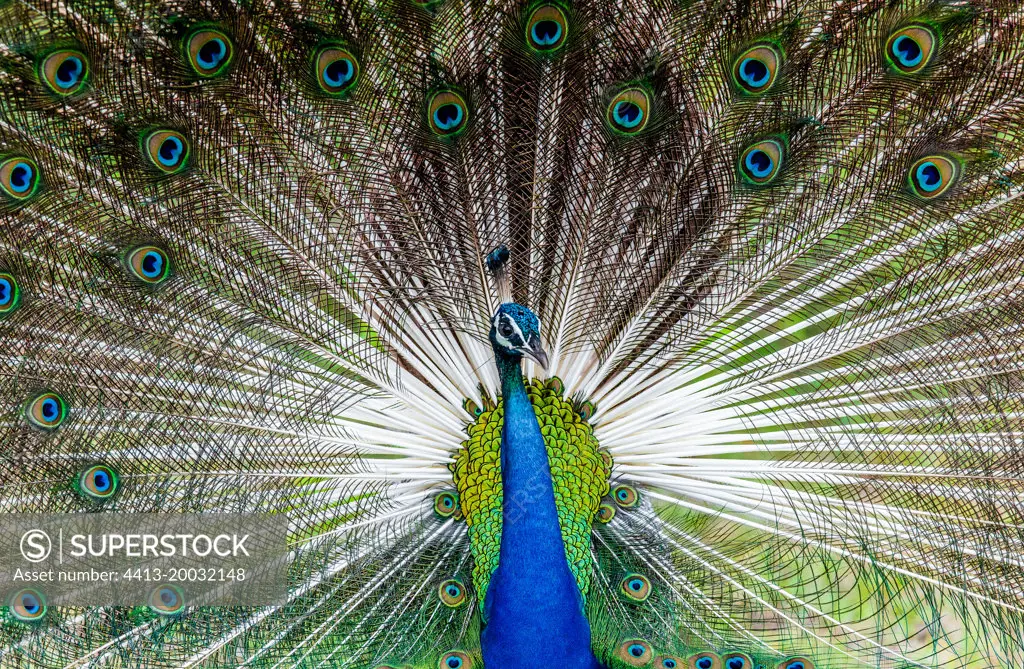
{"left": 144, "top": 130, "right": 190, "bottom": 173}
{"left": 595, "top": 502, "right": 616, "bottom": 523}
{"left": 525, "top": 4, "right": 568, "bottom": 53}
{"left": 908, "top": 155, "right": 957, "bottom": 199}
{"left": 1, "top": 157, "right": 41, "bottom": 201}
{"left": 777, "top": 659, "right": 812, "bottom": 669}
{"left": 739, "top": 139, "right": 784, "bottom": 185}
{"left": 148, "top": 585, "right": 185, "bottom": 615}
{"left": 315, "top": 46, "right": 360, "bottom": 96}
{"left": 126, "top": 246, "right": 172, "bottom": 285}
{"left": 428, "top": 91, "right": 469, "bottom": 137}
{"left": 433, "top": 491, "right": 459, "bottom": 518}
{"left": 886, "top": 25, "right": 936, "bottom": 74}
{"left": 578, "top": 399, "right": 597, "bottom": 421}
{"left": 616, "top": 640, "right": 653, "bottom": 666}
{"left": 0, "top": 273, "right": 22, "bottom": 315}
{"left": 439, "top": 651, "right": 471, "bottom": 669}
{"left": 79, "top": 464, "right": 119, "bottom": 500}
{"left": 463, "top": 398, "right": 483, "bottom": 418}
{"left": 186, "top": 29, "right": 234, "bottom": 78}
{"left": 40, "top": 50, "right": 88, "bottom": 95}
{"left": 722, "top": 652, "right": 752, "bottom": 669}
{"left": 612, "top": 484, "right": 638, "bottom": 508}
{"left": 656, "top": 657, "right": 681, "bottom": 669}
{"left": 732, "top": 44, "right": 782, "bottom": 95}
{"left": 606, "top": 88, "right": 650, "bottom": 135}
{"left": 688, "top": 652, "right": 722, "bottom": 669}
{"left": 619, "top": 573, "right": 651, "bottom": 602}
{"left": 26, "top": 392, "right": 67, "bottom": 431}
{"left": 9, "top": 588, "right": 46, "bottom": 622}
{"left": 438, "top": 579, "right": 467, "bottom": 607}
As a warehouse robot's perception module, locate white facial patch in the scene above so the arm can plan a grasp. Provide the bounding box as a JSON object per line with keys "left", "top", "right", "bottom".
{"left": 493, "top": 312, "right": 526, "bottom": 351}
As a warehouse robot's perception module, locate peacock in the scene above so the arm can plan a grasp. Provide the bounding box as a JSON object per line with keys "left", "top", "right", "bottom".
{"left": 2, "top": 0, "right": 1024, "bottom": 666}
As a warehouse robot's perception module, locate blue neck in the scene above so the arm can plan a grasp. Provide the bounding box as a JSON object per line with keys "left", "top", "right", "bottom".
{"left": 480, "top": 351, "right": 600, "bottom": 669}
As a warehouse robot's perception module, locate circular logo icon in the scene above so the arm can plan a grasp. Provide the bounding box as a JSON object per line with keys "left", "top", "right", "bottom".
{"left": 20, "top": 529, "right": 52, "bottom": 563}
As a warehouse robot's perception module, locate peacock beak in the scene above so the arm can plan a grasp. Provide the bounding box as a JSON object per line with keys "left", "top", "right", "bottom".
{"left": 521, "top": 335, "right": 549, "bottom": 370}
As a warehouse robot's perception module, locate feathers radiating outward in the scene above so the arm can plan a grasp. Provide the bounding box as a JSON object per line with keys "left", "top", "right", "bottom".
{"left": 1, "top": 0, "right": 1024, "bottom": 666}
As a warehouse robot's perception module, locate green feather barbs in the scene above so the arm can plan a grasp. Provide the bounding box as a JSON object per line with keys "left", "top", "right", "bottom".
{"left": 0, "top": 273, "right": 22, "bottom": 316}
{"left": 0, "top": 157, "right": 40, "bottom": 201}
{"left": 8, "top": 588, "right": 46, "bottom": 622}
{"left": 148, "top": 585, "right": 185, "bottom": 615}
{"left": 525, "top": 4, "right": 568, "bottom": 53}
{"left": 739, "top": 138, "right": 784, "bottom": 185}
{"left": 427, "top": 91, "right": 469, "bottom": 137}
{"left": 78, "top": 464, "right": 119, "bottom": 501}
{"left": 185, "top": 28, "right": 234, "bottom": 78}
{"left": 732, "top": 43, "right": 782, "bottom": 95}
{"left": 437, "top": 579, "right": 467, "bottom": 607}
{"left": 143, "top": 130, "right": 190, "bottom": 173}
{"left": 908, "top": 155, "right": 958, "bottom": 199}
{"left": 619, "top": 573, "right": 651, "bottom": 603}
{"left": 605, "top": 88, "right": 650, "bottom": 135}
{"left": 886, "top": 25, "right": 937, "bottom": 75}
{"left": 617, "top": 640, "right": 653, "bottom": 666}
{"left": 315, "top": 46, "right": 360, "bottom": 96}
{"left": 125, "top": 246, "right": 172, "bottom": 285}
{"left": 722, "top": 652, "right": 753, "bottom": 669}
{"left": 433, "top": 490, "right": 460, "bottom": 518}
{"left": 25, "top": 392, "right": 68, "bottom": 431}
{"left": 439, "top": 650, "right": 472, "bottom": 669}
{"left": 687, "top": 652, "right": 721, "bottom": 669}
{"left": 39, "top": 50, "right": 88, "bottom": 96}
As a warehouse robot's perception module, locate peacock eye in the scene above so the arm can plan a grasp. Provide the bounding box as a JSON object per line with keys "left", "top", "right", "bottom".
{"left": 144, "top": 130, "right": 190, "bottom": 173}
{"left": 79, "top": 464, "right": 119, "bottom": 500}
{"left": 148, "top": 585, "right": 185, "bottom": 615}
{"left": 186, "top": 29, "right": 234, "bottom": 77}
{"left": 739, "top": 139, "right": 784, "bottom": 185}
{"left": 617, "top": 639, "right": 652, "bottom": 666}
{"left": 908, "top": 155, "right": 958, "bottom": 200}
{"left": 315, "top": 46, "right": 360, "bottom": 96}
{"left": 433, "top": 491, "right": 459, "bottom": 517}
{"left": 612, "top": 484, "right": 638, "bottom": 508}
{"left": 660, "top": 658, "right": 679, "bottom": 669}
{"left": 439, "top": 651, "right": 470, "bottom": 669}
{"left": 605, "top": 88, "right": 651, "bottom": 135}
{"left": 125, "top": 246, "right": 173, "bottom": 285}
{"left": 619, "top": 573, "right": 652, "bottom": 602}
{"left": 886, "top": 25, "right": 936, "bottom": 74}
{"left": 9, "top": 588, "right": 46, "bottom": 622}
{"left": 40, "top": 49, "right": 88, "bottom": 95}
{"left": 723, "top": 652, "right": 752, "bottom": 669}
{"left": 0, "top": 273, "right": 22, "bottom": 315}
{"left": 428, "top": 91, "right": 469, "bottom": 137}
{"left": 595, "top": 502, "right": 616, "bottom": 523}
{"left": 438, "top": 579, "right": 467, "bottom": 607}
{"left": 690, "top": 654, "right": 719, "bottom": 669}
{"left": 26, "top": 392, "right": 68, "bottom": 431}
{"left": 1, "top": 157, "right": 41, "bottom": 201}
{"left": 499, "top": 321, "right": 513, "bottom": 337}
{"left": 525, "top": 4, "right": 568, "bottom": 52}
{"left": 732, "top": 43, "right": 782, "bottom": 94}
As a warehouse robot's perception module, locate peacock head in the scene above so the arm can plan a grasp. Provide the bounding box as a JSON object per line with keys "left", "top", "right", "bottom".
{"left": 490, "top": 303, "right": 548, "bottom": 369}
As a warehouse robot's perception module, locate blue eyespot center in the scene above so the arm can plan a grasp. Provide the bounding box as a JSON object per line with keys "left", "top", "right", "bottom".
{"left": 324, "top": 59, "right": 353, "bottom": 86}
{"left": 663, "top": 660, "right": 676, "bottom": 669}
{"left": 628, "top": 645, "right": 646, "bottom": 658}
{"left": 745, "top": 149, "right": 773, "bottom": 177}
{"left": 446, "top": 585, "right": 459, "bottom": 596}
{"left": 197, "top": 38, "right": 227, "bottom": 69}
{"left": 160, "top": 588, "right": 177, "bottom": 605}
{"left": 916, "top": 162, "right": 941, "bottom": 191}
{"left": 728, "top": 659, "right": 745, "bottom": 669}
{"left": 434, "top": 104, "right": 464, "bottom": 130}
{"left": 892, "top": 35, "right": 922, "bottom": 66}
{"left": 41, "top": 398, "right": 59, "bottom": 421}
{"left": 0, "top": 279, "right": 9, "bottom": 304}
{"left": 740, "top": 58, "right": 769, "bottom": 87}
{"left": 786, "top": 663, "right": 805, "bottom": 669}
{"left": 141, "top": 251, "right": 164, "bottom": 278}
{"left": 10, "top": 163, "right": 33, "bottom": 193}
{"left": 21, "top": 593, "right": 40, "bottom": 613}
{"left": 629, "top": 579, "right": 643, "bottom": 591}
{"left": 446, "top": 658, "right": 462, "bottom": 669}
{"left": 531, "top": 20, "right": 562, "bottom": 45}
{"left": 55, "top": 57, "right": 83, "bottom": 88}
{"left": 697, "top": 659, "right": 713, "bottom": 669}
{"left": 93, "top": 471, "right": 110, "bottom": 491}
{"left": 612, "top": 101, "right": 643, "bottom": 129}
{"left": 159, "top": 138, "right": 183, "bottom": 166}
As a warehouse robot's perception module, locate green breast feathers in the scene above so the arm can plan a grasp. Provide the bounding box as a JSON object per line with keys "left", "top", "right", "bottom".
{"left": 449, "top": 378, "right": 611, "bottom": 607}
